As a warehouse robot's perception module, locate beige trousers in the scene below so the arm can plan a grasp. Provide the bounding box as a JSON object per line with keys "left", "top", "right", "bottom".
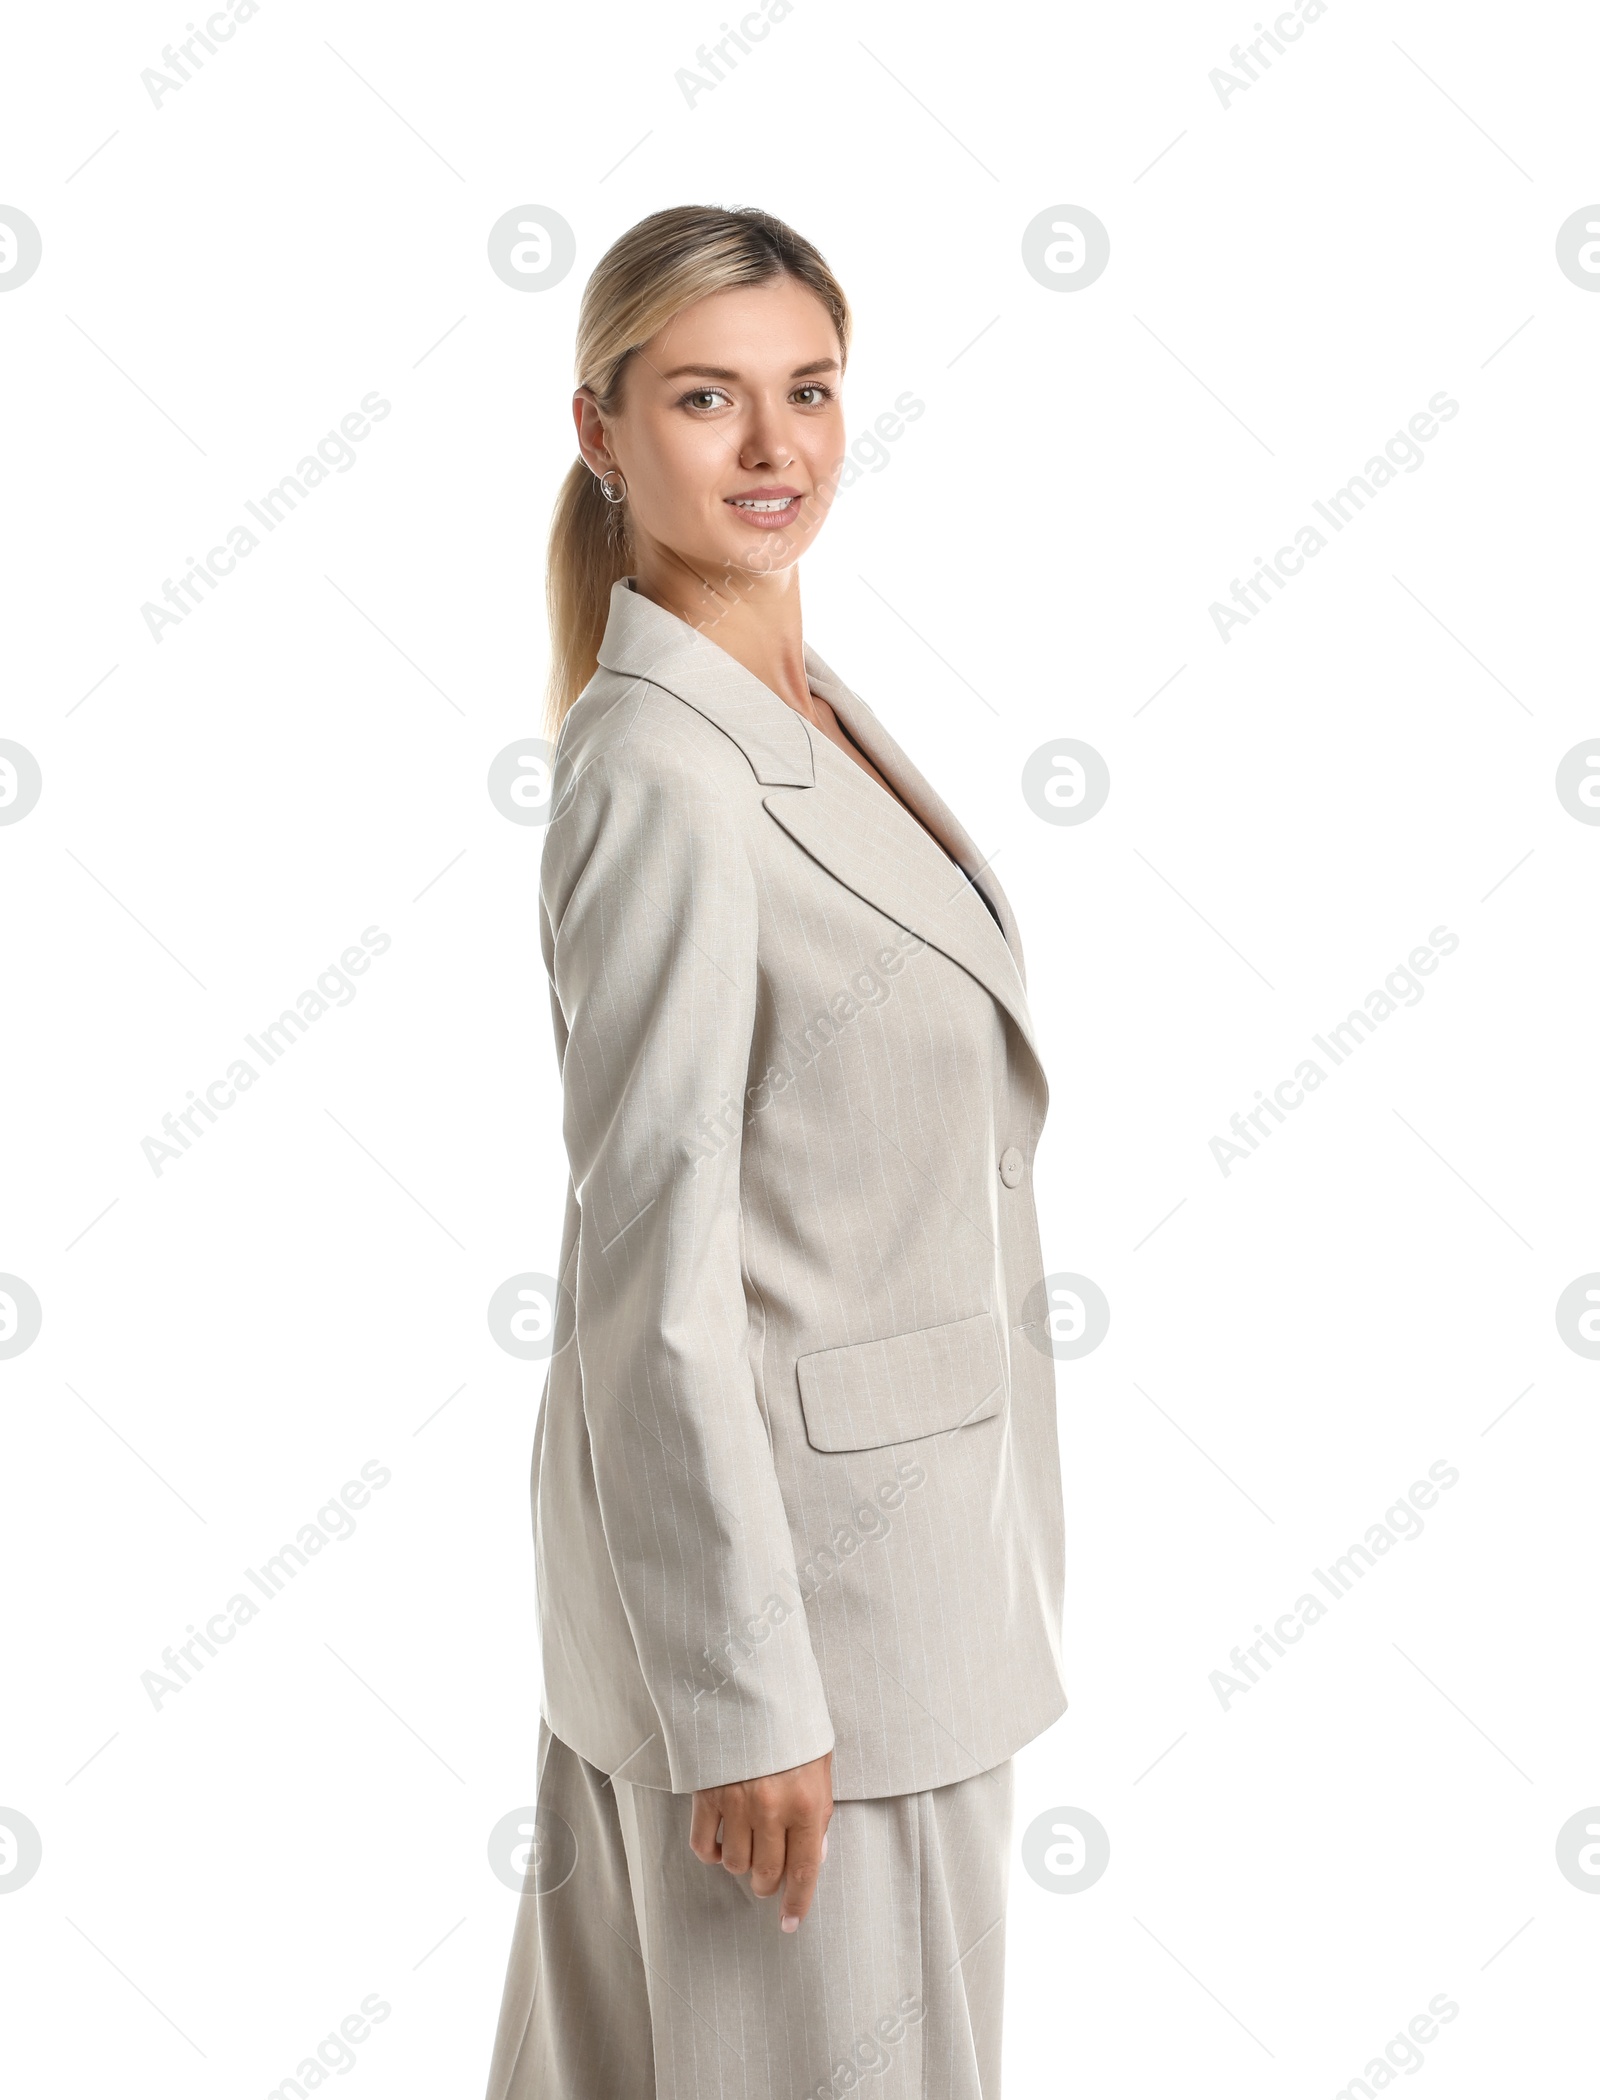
{"left": 485, "top": 1720, "right": 1014, "bottom": 2100}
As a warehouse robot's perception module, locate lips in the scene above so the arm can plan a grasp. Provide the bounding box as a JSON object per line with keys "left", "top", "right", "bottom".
{"left": 725, "top": 487, "right": 806, "bottom": 529}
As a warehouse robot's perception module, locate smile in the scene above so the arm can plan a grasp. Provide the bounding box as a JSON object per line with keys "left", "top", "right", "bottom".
{"left": 725, "top": 491, "right": 805, "bottom": 528}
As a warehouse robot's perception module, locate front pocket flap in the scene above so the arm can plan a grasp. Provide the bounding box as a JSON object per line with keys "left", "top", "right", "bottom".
{"left": 795, "top": 1310, "right": 1006, "bottom": 1454}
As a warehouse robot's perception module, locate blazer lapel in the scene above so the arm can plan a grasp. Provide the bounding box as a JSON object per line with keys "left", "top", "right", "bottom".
{"left": 800, "top": 647, "right": 1029, "bottom": 981}
{"left": 594, "top": 577, "right": 812, "bottom": 787}
{"left": 775, "top": 647, "right": 1043, "bottom": 1079}
{"left": 592, "top": 580, "right": 1045, "bottom": 1088}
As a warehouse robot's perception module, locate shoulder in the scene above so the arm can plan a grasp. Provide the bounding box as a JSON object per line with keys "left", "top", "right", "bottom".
{"left": 541, "top": 671, "right": 762, "bottom": 915}
{"left": 553, "top": 667, "right": 761, "bottom": 810}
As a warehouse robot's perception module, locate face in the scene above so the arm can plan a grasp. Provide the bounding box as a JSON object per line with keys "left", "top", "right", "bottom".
{"left": 574, "top": 274, "right": 847, "bottom": 583}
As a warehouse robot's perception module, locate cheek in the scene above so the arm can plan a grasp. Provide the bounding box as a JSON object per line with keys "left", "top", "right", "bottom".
{"left": 628, "top": 423, "right": 724, "bottom": 530}
{"left": 805, "top": 421, "right": 849, "bottom": 501}
{"left": 806, "top": 412, "right": 847, "bottom": 469}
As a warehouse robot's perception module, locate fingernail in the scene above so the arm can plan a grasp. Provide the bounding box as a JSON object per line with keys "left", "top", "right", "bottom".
{"left": 821, "top": 1835, "right": 829, "bottom": 1861}
{"left": 781, "top": 1915, "right": 798, "bottom": 1933}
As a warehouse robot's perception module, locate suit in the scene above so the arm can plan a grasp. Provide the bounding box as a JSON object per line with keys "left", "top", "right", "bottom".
{"left": 528, "top": 576, "right": 1068, "bottom": 1803}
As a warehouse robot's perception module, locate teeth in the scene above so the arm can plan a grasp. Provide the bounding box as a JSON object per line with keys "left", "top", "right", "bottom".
{"left": 733, "top": 496, "right": 796, "bottom": 511}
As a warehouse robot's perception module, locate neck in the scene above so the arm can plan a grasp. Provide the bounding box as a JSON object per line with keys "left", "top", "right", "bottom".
{"left": 629, "top": 551, "right": 818, "bottom": 718}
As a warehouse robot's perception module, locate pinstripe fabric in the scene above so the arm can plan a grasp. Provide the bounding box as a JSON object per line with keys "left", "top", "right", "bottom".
{"left": 485, "top": 1719, "right": 1012, "bottom": 2100}
{"left": 529, "top": 577, "right": 1067, "bottom": 1801}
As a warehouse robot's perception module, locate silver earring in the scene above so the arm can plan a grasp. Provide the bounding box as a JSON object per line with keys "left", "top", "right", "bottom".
{"left": 598, "top": 468, "right": 627, "bottom": 504}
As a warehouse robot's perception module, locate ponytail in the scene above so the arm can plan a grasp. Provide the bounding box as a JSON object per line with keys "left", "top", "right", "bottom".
{"left": 543, "top": 458, "right": 632, "bottom": 743}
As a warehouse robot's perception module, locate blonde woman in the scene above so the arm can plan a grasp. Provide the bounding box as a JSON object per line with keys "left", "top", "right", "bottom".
{"left": 486, "top": 204, "right": 1067, "bottom": 2100}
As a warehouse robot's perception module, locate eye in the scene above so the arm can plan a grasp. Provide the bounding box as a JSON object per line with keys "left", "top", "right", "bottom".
{"left": 679, "top": 387, "right": 730, "bottom": 412}
{"left": 792, "top": 383, "right": 835, "bottom": 407}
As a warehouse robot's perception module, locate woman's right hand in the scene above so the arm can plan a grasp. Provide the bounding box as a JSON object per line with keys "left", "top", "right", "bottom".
{"left": 689, "top": 1750, "right": 834, "bottom": 1931}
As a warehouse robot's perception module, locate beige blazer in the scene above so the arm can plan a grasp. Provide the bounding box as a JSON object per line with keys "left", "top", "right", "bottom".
{"left": 530, "top": 577, "right": 1067, "bottom": 1801}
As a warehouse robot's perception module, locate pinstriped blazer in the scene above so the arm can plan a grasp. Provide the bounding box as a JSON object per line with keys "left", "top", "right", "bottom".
{"left": 530, "top": 576, "right": 1067, "bottom": 1800}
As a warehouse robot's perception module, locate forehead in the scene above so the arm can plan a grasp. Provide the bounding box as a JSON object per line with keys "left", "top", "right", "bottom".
{"left": 643, "top": 277, "right": 841, "bottom": 377}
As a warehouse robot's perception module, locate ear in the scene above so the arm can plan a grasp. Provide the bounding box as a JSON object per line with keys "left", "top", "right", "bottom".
{"left": 573, "top": 387, "right": 614, "bottom": 476}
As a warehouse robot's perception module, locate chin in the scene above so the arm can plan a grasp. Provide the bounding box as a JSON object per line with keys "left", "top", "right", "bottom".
{"left": 735, "top": 535, "right": 809, "bottom": 573}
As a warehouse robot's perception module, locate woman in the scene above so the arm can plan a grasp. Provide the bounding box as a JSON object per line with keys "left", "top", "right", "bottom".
{"left": 487, "top": 204, "right": 1067, "bottom": 2100}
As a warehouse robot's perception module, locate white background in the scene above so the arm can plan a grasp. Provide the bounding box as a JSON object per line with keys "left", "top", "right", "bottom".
{"left": 3, "top": 0, "right": 1598, "bottom": 2093}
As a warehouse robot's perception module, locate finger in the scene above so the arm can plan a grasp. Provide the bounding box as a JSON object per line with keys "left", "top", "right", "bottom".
{"left": 748, "top": 1814, "right": 787, "bottom": 1899}
{"left": 688, "top": 1793, "right": 723, "bottom": 1864}
{"left": 719, "top": 1806, "right": 754, "bottom": 1876}
{"left": 779, "top": 1818, "right": 826, "bottom": 1931}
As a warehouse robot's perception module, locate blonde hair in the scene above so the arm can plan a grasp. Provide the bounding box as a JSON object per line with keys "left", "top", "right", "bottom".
{"left": 543, "top": 204, "right": 852, "bottom": 739}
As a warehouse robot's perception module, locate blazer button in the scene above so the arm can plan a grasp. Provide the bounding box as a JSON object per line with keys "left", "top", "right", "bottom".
{"left": 998, "top": 1146, "right": 1025, "bottom": 1188}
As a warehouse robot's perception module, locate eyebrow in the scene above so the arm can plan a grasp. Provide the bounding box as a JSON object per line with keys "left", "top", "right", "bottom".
{"left": 658, "top": 357, "right": 841, "bottom": 381}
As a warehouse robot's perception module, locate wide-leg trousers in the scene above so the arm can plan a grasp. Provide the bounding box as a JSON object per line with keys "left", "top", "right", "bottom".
{"left": 484, "top": 1719, "right": 1014, "bottom": 2100}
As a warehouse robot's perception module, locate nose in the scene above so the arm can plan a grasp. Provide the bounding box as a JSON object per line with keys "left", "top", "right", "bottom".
{"left": 739, "top": 400, "right": 795, "bottom": 475}
{"left": 739, "top": 438, "right": 794, "bottom": 472}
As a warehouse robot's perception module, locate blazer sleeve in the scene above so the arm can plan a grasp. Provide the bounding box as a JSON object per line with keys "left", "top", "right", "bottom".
{"left": 541, "top": 736, "right": 836, "bottom": 1793}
